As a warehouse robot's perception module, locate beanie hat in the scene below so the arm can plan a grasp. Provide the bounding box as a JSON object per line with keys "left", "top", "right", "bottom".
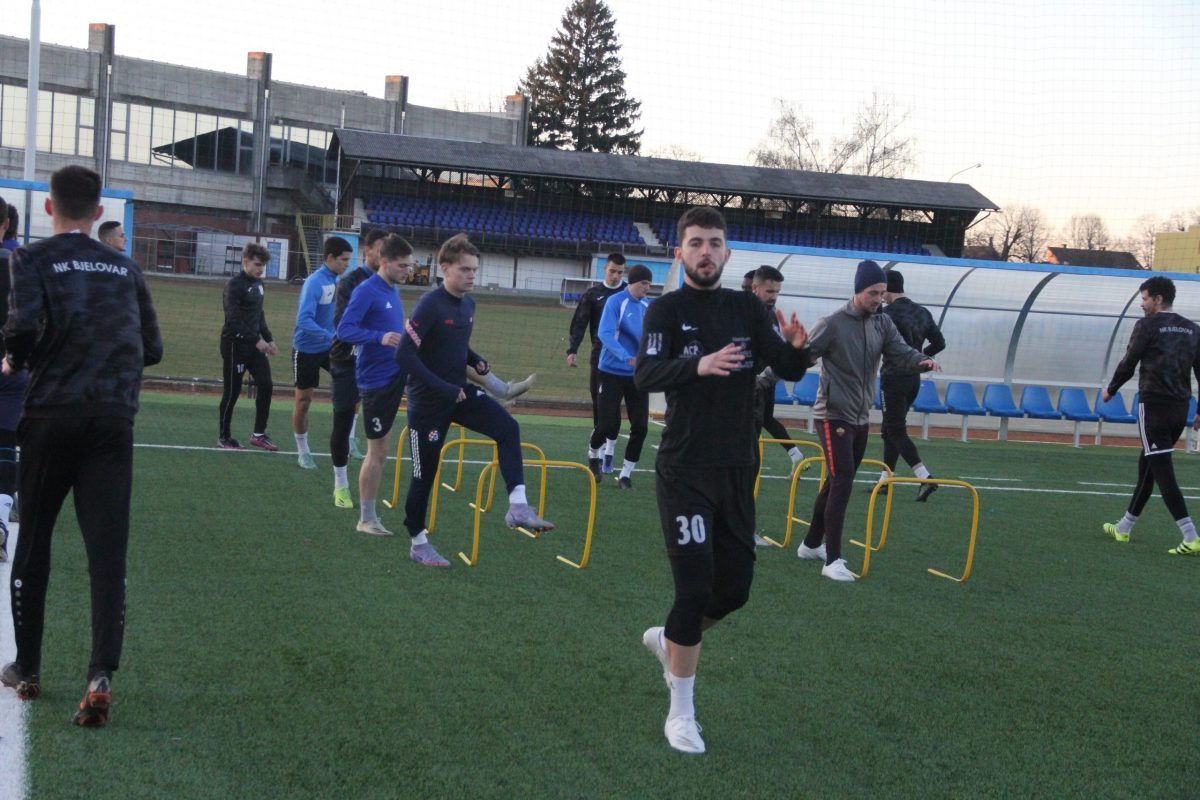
{"left": 626, "top": 264, "right": 653, "bottom": 285}
{"left": 886, "top": 270, "right": 904, "bottom": 293}
{"left": 854, "top": 259, "right": 887, "bottom": 294}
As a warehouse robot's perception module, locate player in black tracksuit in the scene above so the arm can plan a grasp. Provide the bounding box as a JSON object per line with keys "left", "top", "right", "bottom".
{"left": 567, "top": 254, "right": 625, "bottom": 467}
{"left": 879, "top": 270, "right": 945, "bottom": 499}
{"left": 0, "top": 201, "right": 25, "bottom": 563}
{"left": 218, "top": 244, "right": 276, "bottom": 449}
{"left": 0, "top": 166, "right": 162, "bottom": 726}
{"left": 635, "top": 207, "right": 809, "bottom": 755}
{"left": 1102, "top": 276, "right": 1200, "bottom": 555}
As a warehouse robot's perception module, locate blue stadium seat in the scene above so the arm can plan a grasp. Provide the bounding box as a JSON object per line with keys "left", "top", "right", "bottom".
{"left": 911, "top": 379, "right": 947, "bottom": 440}
{"left": 945, "top": 382, "right": 987, "bottom": 442}
{"left": 1093, "top": 389, "right": 1137, "bottom": 446}
{"left": 791, "top": 372, "right": 820, "bottom": 433}
{"left": 983, "top": 383, "right": 1025, "bottom": 440}
{"left": 774, "top": 381, "right": 794, "bottom": 406}
{"left": 1019, "top": 386, "right": 1062, "bottom": 420}
{"left": 1057, "top": 387, "right": 1100, "bottom": 448}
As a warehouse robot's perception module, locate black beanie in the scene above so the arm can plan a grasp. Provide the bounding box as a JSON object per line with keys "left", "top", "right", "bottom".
{"left": 854, "top": 260, "right": 886, "bottom": 294}
{"left": 626, "top": 264, "right": 653, "bottom": 285}
{"left": 886, "top": 270, "right": 904, "bottom": 293}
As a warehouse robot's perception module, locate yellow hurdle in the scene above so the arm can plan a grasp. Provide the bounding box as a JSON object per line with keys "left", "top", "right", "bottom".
{"left": 382, "top": 423, "right": 466, "bottom": 510}
{"left": 427, "top": 439, "right": 547, "bottom": 535}
{"left": 458, "top": 459, "right": 598, "bottom": 569}
{"left": 849, "top": 477, "right": 981, "bottom": 583}
{"left": 753, "top": 437, "right": 823, "bottom": 500}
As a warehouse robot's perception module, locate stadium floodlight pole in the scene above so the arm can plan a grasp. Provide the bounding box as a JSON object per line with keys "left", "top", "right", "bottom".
{"left": 23, "top": 0, "right": 41, "bottom": 181}
{"left": 947, "top": 163, "right": 981, "bottom": 182}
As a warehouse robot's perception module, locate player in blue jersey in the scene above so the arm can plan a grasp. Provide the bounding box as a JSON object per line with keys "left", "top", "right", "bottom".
{"left": 335, "top": 235, "right": 419, "bottom": 545}
{"left": 397, "top": 234, "right": 554, "bottom": 561}
{"left": 292, "top": 237, "right": 352, "bottom": 469}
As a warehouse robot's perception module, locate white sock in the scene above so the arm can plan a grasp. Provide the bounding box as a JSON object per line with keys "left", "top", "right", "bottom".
{"left": 788, "top": 447, "right": 802, "bottom": 463}
{"left": 914, "top": 463, "right": 931, "bottom": 479}
{"left": 620, "top": 460, "right": 635, "bottom": 479}
{"left": 877, "top": 470, "right": 889, "bottom": 484}
{"left": 509, "top": 485, "right": 528, "bottom": 506}
{"left": 1117, "top": 512, "right": 1137, "bottom": 534}
{"left": 333, "top": 466, "right": 349, "bottom": 490}
{"left": 667, "top": 673, "right": 695, "bottom": 721}
{"left": 605, "top": 439, "right": 616, "bottom": 457}
{"left": 412, "top": 530, "right": 429, "bottom": 545}
{"left": 360, "top": 500, "right": 377, "bottom": 523}
{"left": 1177, "top": 516, "right": 1197, "bottom": 543}
{"left": 295, "top": 433, "right": 310, "bottom": 454}
{"left": 0, "top": 494, "right": 11, "bottom": 528}
{"left": 483, "top": 372, "right": 509, "bottom": 396}
{"left": 588, "top": 447, "right": 601, "bottom": 460}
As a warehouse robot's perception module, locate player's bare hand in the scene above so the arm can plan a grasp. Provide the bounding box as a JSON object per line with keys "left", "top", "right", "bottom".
{"left": 697, "top": 343, "right": 744, "bottom": 377}
{"left": 919, "top": 359, "right": 941, "bottom": 372}
{"left": 380, "top": 331, "right": 402, "bottom": 347}
{"left": 456, "top": 388, "right": 467, "bottom": 403}
{"left": 566, "top": 353, "right": 578, "bottom": 367}
{"left": 1, "top": 358, "right": 12, "bottom": 377}
{"left": 473, "top": 360, "right": 490, "bottom": 375}
{"left": 777, "top": 310, "right": 808, "bottom": 348}
{"left": 1101, "top": 389, "right": 1112, "bottom": 403}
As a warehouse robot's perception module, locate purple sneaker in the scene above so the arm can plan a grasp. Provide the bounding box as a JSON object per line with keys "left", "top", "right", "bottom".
{"left": 410, "top": 541, "right": 450, "bottom": 568}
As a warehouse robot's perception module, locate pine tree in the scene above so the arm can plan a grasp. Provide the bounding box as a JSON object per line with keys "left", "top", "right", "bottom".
{"left": 518, "top": 0, "right": 642, "bottom": 154}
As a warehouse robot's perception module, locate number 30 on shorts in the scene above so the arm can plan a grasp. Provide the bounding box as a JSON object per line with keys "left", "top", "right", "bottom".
{"left": 675, "top": 514, "right": 707, "bottom": 545}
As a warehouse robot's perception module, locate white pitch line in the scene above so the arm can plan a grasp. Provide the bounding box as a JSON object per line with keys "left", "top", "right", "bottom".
{"left": 960, "top": 476, "right": 1022, "bottom": 482}
{"left": 0, "top": 523, "right": 28, "bottom": 800}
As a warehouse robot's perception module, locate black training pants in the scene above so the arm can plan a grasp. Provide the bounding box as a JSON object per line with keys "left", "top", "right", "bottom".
{"left": 10, "top": 416, "right": 134, "bottom": 678}
{"left": 880, "top": 374, "right": 922, "bottom": 470}
{"left": 589, "top": 372, "right": 649, "bottom": 463}
{"left": 219, "top": 336, "right": 273, "bottom": 438}
{"left": 804, "top": 418, "right": 870, "bottom": 565}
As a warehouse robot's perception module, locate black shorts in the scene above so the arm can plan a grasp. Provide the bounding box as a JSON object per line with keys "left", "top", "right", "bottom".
{"left": 293, "top": 349, "right": 331, "bottom": 390}
{"left": 656, "top": 463, "right": 757, "bottom": 559}
{"left": 360, "top": 372, "right": 406, "bottom": 440}
{"left": 330, "top": 362, "right": 359, "bottom": 412}
{"left": 0, "top": 370, "right": 28, "bottom": 431}
{"left": 1138, "top": 398, "right": 1188, "bottom": 456}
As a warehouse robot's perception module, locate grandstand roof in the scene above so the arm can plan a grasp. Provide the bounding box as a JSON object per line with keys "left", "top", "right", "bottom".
{"left": 332, "top": 129, "right": 997, "bottom": 213}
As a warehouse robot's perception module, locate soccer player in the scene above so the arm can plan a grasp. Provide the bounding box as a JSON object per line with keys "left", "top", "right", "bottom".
{"left": 588, "top": 263, "right": 653, "bottom": 488}
{"left": 0, "top": 200, "right": 24, "bottom": 563}
{"left": 327, "top": 229, "right": 388, "bottom": 507}
{"left": 292, "top": 236, "right": 352, "bottom": 469}
{"left": 567, "top": 253, "right": 626, "bottom": 472}
{"left": 1101, "top": 276, "right": 1200, "bottom": 555}
{"left": 97, "top": 220, "right": 127, "bottom": 252}
{"left": 335, "top": 234, "right": 412, "bottom": 540}
{"left": 217, "top": 243, "right": 278, "bottom": 450}
{"left": 741, "top": 268, "right": 756, "bottom": 293}
{"left": 751, "top": 265, "right": 804, "bottom": 466}
{"left": 0, "top": 165, "right": 162, "bottom": 727}
{"left": 877, "top": 270, "right": 946, "bottom": 500}
{"left": 636, "top": 207, "right": 810, "bottom": 755}
{"left": 397, "top": 234, "right": 553, "bottom": 566}
{"left": 796, "top": 260, "right": 938, "bottom": 582}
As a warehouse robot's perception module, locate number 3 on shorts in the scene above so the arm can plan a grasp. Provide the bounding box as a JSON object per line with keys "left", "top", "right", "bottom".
{"left": 371, "top": 417, "right": 382, "bottom": 433}
{"left": 675, "top": 514, "right": 706, "bottom": 546}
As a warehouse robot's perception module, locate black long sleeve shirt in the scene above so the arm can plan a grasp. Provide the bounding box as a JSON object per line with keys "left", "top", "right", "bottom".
{"left": 567, "top": 281, "right": 626, "bottom": 361}
{"left": 880, "top": 297, "right": 945, "bottom": 378}
{"left": 3, "top": 232, "right": 162, "bottom": 420}
{"left": 221, "top": 270, "right": 272, "bottom": 343}
{"left": 329, "top": 264, "right": 373, "bottom": 368}
{"left": 1107, "top": 310, "right": 1200, "bottom": 404}
{"left": 635, "top": 285, "right": 808, "bottom": 468}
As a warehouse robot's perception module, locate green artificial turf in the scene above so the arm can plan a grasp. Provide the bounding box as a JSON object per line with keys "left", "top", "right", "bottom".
{"left": 17, "top": 393, "right": 1198, "bottom": 799}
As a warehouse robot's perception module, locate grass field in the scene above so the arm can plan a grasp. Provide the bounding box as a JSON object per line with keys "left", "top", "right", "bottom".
{"left": 145, "top": 275, "right": 584, "bottom": 402}
{"left": 9, "top": 392, "right": 1199, "bottom": 799}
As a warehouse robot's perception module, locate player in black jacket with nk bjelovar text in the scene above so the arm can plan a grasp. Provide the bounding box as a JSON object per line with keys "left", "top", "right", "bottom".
{"left": 634, "top": 207, "right": 809, "bottom": 755}
{"left": 218, "top": 242, "right": 278, "bottom": 450}
{"left": 0, "top": 165, "right": 162, "bottom": 726}
{"left": 878, "top": 270, "right": 946, "bottom": 500}
{"left": 567, "top": 253, "right": 626, "bottom": 470}
{"left": 1102, "top": 276, "right": 1200, "bottom": 555}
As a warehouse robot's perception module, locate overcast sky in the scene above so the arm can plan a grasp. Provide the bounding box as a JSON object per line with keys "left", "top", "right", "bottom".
{"left": 24, "top": 0, "right": 1200, "bottom": 240}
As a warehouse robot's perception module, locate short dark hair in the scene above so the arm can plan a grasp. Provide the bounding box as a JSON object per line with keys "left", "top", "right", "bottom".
{"left": 364, "top": 228, "right": 388, "bottom": 247}
{"left": 1140, "top": 276, "right": 1176, "bottom": 306}
{"left": 676, "top": 206, "right": 726, "bottom": 245}
{"left": 49, "top": 165, "right": 102, "bottom": 221}
{"left": 437, "top": 233, "right": 479, "bottom": 265}
{"left": 243, "top": 242, "right": 271, "bottom": 264}
{"left": 379, "top": 234, "right": 413, "bottom": 260}
{"left": 0, "top": 199, "right": 8, "bottom": 235}
{"left": 98, "top": 220, "right": 122, "bottom": 241}
{"left": 606, "top": 253, "right": 626, "bottom": 266}
{"left": 324, "top": 236, "right": 352, "bottom": 259}
{"left": 3, "top": 202, "right": 17, "bottom": 241}
{"left": 753, "top": 265, "right": 784, "bottom": 285}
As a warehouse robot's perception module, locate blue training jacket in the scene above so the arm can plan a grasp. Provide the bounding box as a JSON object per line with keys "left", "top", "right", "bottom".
{"left": 335, "top": 273, "right": 405, "bottom": 391}
{"left": 292, "top": 265, "right": 339, "bottom": 353}
{"left": 597, "top": 287, "right": 651, "bottom": 377}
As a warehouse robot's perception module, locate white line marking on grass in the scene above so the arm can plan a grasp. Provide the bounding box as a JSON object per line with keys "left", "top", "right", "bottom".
{"left": 0, "top": 522, "right": 28, "bottom": 800}
{"left": 960, "top": 476, "right": 1022, "bottom": 482}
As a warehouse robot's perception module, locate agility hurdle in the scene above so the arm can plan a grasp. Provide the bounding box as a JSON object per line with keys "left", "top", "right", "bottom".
{"left": 849, "top": 477, "right": 980, "bottom": 583}
{"left": 382, "top": 423, "right": 467, "bottom": 510}
{"left": 459, "top": 459, "right": 597, "bottom": 569}
{"left": 426, "top": 439, "right": 548, "bottom": 535}
{"left": 762, "top": 456, "right": 892, "bottom": 548}
{"left": 752, "top": 437, "right": 823, "bottom": 500}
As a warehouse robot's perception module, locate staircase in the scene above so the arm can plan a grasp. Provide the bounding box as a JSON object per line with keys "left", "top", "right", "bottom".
{"left": 635, "top": 221, "right": 665, "bottom": 251}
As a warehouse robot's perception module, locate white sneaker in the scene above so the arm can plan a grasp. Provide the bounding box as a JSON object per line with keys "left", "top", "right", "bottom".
{"left": 753, "top": 533, "right": 772, "bottom": 548}
{"left": 503, "top": 373, "right": 537, "bottom": 401}
{"left": 664, "top": 716, "right": 705, "bottom": 754}
{"left": 821, "top": 558, "right": 856, "bottom": 582}
{"left": 641, "top": 626, "right": 669, "bottom": 686}
{"left": 355, "top": 518, "right": 394, "bottom": 537}
{"left": 797, "top": 542, "right": 826, "bottom": 561}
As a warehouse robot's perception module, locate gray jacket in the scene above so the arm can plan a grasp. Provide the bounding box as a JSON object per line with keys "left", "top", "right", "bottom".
{"left": 805, "top": 300, "right": 928, "bottom": 424}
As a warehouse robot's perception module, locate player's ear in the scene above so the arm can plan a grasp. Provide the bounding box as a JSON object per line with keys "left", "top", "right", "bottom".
{"left": 43, "top": 197, "right": 53, "bottom": 217}
{"left": 94, "top": 205, "right": 105, "bottom": 221}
